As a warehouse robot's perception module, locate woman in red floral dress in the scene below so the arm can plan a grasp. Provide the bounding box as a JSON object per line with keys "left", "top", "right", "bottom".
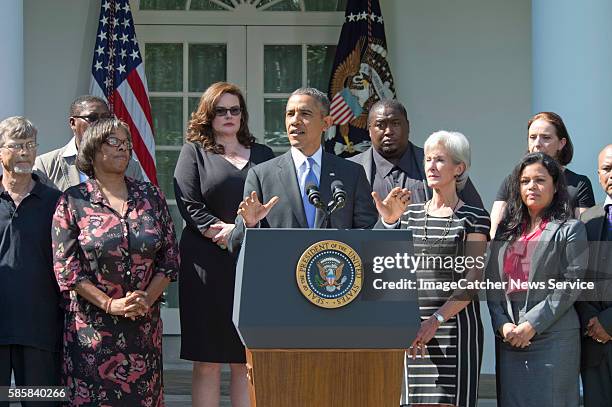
{"left": 52, "top": 118, "right": 179, "bottom": 406}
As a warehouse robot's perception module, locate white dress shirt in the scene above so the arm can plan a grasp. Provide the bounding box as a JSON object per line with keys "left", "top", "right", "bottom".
{"left": 290, "top": 146, "right": 322, "bottom": 196}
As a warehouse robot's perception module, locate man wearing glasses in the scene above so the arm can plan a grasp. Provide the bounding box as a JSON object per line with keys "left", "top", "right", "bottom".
{"left": 0, "top": 116, "right": 63, "bottom": 398}
{"left": 34, "top": 95, "right": 142, "bottom": 191}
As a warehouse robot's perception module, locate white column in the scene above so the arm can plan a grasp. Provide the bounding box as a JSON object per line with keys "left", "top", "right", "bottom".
{"left": 532, "top": 0, "right": 612, "bottom": 202}
{"left": 0, "top": 0, "right": 24, "bottom": 119}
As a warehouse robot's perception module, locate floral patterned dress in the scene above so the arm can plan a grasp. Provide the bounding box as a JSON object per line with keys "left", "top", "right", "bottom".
{"left": 52, "top": 178, "right": 179, "bottom": 407}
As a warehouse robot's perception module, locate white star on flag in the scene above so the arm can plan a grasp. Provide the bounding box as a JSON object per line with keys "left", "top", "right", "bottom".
{"left": 117, "top": 64, "right": 126, "bottom": 74}
{"left": 130, "top": 49, "right": 139, "bottom": 60}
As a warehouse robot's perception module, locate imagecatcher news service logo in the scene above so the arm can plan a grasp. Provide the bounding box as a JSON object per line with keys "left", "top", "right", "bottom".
{"left": 296, "top": 240, "right": 363, "bottom": 309}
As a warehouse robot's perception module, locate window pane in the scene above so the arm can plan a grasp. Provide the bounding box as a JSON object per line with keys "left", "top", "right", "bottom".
{"left": 145, "top": 43, "right": 183, "bottom": 92}
{"left": 150, "top": 97, "right": 183, "bottom": 146}
{"left": 188, "top": 44, "right": 227, "bottom": 93}
{"left": 155, "top": 150, "right": 181, "bottom": 200}
{"left": 307, "top": 45, "right": 336, "bottom": 92}
{"left": 304, "top": 0, "right": 346, "bottom": 11}
{"left": 190, "top": 0, "right": 228, "bottom": 10}
{"left": 140, "top": 0, "right": 186, "bottom": 10}
{"left": 264, "top": 45, "right": 301, "bottom": 93}
{"left": 261, "top": 0, "right": 301, "bottom": 11}
{"left": 215, "top": 0, "right": 235, "bottom": 7}
{"left": 188, "top": 97, "right": 201, "bottom": 118}
{"left": 264, "top": 98, "right": 289, "bottom": 147}
{"left": 163, "top": 281, "right": 179, "bottom": 308}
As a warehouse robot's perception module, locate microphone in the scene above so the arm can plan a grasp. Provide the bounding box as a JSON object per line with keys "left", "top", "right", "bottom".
{"left": 306, "top": 184, "right": 325, "bottom": 209}
{"left": 330, "top": 180, "right": 347, "bottom": 210}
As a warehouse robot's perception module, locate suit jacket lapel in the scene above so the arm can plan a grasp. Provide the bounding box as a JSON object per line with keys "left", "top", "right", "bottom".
{"left": 363, "top": 148, "right": 374, "bottom": 185}
{"left": 528, "top": 221, "right": 562, "bottom": 283}
{"left": 277, "top": 151, "right": 307, "bottom": 228}
{"left": 62, "top": 155, "right": 81, "bottom": 188}
{"left": 315, "top": 153, "right": 335, "bottom": 228}
{"left": 589, "top": 208, "right": 606, "bottom": 270}
{"left": 495, "top": 241, "right": 516, "bottom": 323}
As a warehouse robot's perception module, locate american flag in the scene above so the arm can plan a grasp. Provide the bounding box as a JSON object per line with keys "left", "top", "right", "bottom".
{"left": 90, "top": 0, "right": 157, "bottom": 185}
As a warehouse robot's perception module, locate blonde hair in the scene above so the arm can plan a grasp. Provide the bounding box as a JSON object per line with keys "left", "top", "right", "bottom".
{"left": 424, "top": 130, "right": 471, "bottom": 191}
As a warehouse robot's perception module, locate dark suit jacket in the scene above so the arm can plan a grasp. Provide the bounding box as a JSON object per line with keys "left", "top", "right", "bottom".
{"left": 229, "top": 150, "right": 378, "bottom": 253}
{"left": 576, "top": 204, "right": 612, "bottom": 368}
{"left": 348, "top": 144, "right": 484, "bottom": 208}
{"left": 487, "top": 219, "right": 588, "bottom": 336}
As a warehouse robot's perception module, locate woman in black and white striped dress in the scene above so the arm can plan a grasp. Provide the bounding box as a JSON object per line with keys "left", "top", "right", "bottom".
{"left": 373, "top": 130, "right": 490, "bottom": 407}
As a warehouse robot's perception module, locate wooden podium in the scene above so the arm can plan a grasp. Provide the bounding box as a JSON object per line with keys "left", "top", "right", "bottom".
{"left": 233, "top": 229, "right": 419, "bottom": 407}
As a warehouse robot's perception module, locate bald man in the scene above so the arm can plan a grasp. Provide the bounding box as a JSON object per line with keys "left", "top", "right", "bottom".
{"left": 576, "top": 144, "right": 612, "bottom": 407}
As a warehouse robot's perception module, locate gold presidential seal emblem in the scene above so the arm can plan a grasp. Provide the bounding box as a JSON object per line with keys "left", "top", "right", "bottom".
{"left": 296, "top": 240, "right": 363, "bottom": 309}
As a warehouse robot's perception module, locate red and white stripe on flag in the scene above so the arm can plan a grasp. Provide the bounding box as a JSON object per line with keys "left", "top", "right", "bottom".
{"left": 330, "top": 93, "right": 355, "bottom": 125}
{"left": 90, "top": 0, "right": 158, "bottom": 185}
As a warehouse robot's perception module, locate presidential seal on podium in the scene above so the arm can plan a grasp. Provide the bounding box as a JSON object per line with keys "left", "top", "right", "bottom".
{"left": 296, "top": 240, "right": 363, "bottom": 309}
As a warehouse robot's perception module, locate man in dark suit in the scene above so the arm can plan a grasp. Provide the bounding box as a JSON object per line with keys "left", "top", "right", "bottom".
{"left": 228, "top": 87, "right": 377, "bottom": 253}
{"left": 348, "top": 99, "right": 483, "bottom": 208}
{"left": 576, "top": 144, "right": 612, "bottom": 407}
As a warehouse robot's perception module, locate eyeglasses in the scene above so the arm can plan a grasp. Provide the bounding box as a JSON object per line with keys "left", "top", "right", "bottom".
{"left": 214, "top": 106, "right": 242, "bottom": 117}
{"left": 72, "top": 113, "right": 114, "bottom": 124}
{"left": 1, "top": 142, "right": 39, "bottom": 152}
{"left": 104, "top": 136, "right": 133, "bottom": 149}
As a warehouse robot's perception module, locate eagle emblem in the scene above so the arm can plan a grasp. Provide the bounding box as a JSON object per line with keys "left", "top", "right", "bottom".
{"left": 315, "top": 258, "right": 348, "bottom": 292}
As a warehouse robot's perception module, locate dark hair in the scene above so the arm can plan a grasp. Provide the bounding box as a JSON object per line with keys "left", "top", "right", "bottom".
{"left": 527, "top": 111, "right": 574, "bottom": 166}
{"left": 76, "top": 118, "right": 132, "bottom": 177}
{"left": 290, "top": 87, "right": 331, "bottom": 116}
{"left": 69, "top": 95, "right": 109, "bottom": 117}
{"left": 186, "top": 82, "right": 254, "bottom": 153}
{"left": 496, "top": 152, "right": 571, "bottom": 241}
{"left": 368, "top": 99, "right": 409, "bottom": 126}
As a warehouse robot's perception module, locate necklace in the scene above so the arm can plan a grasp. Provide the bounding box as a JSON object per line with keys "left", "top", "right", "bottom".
{"left": 421, "top": 198, "right": 460, "bottom": 255}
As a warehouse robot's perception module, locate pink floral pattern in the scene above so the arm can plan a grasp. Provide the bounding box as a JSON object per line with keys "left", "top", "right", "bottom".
{"left": 52, "top": 178, "right": 179, "bottom": 406}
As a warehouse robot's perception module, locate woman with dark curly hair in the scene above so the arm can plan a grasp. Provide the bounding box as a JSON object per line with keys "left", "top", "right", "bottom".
{"left": 173, "top": 82, "right": 274, "bottom": 406}
{"left": 486, "top": 152, "right": 588, "bottom": 407}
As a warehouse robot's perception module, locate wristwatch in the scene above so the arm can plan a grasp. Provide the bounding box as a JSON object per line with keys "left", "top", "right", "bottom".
{"left": 433, "top": 312, "right": 445, "bottom": 324}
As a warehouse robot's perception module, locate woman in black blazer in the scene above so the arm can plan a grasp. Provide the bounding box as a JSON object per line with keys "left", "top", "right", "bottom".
{"left": 486, "top": 152, "right": 588, "bottom": 407}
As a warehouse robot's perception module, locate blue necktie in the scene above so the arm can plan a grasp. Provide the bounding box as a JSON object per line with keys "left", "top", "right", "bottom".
{"left": 302, "top": 158, "right": 318, "bottom": 228}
